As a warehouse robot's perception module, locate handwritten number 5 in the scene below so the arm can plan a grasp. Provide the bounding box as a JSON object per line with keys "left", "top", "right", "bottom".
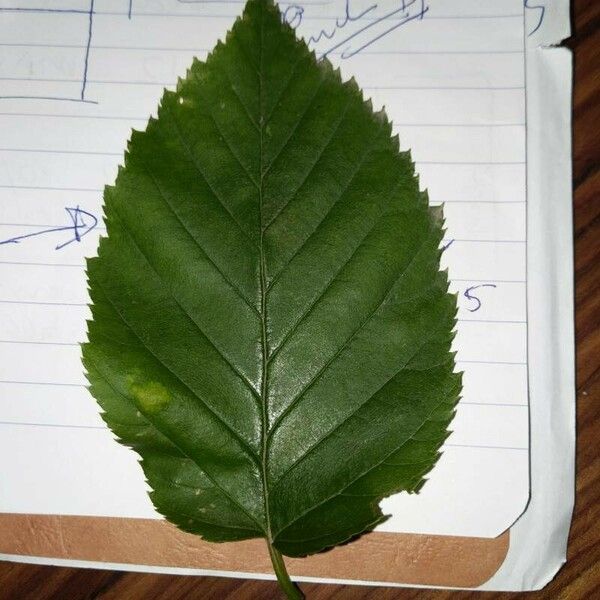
{"left": 524, "top": 0, "right": 545, "bottom": 36}
{"left": 464, "top": 284, "right": 497, "bottom": 313}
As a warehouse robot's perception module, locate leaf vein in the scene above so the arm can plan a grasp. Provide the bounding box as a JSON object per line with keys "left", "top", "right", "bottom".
{"left": 261, "top": 72, "right": 327, "bottom": 177}
{"left": 256, "top": 0, "right": 274, "bottom": 546}
{"left": 115, "top": 204, "right": 261, "bottom": 399}
{"left": 268, "top": 212, "right": 438, "bottom": 437}
{"left": 112, "top": 165, "right": 263, "bottom": 399}
{"left": 266, "top": 167, "right": 400, "bottom": 366}
{"left": 92, "top": 243, "right": 262, "bottom": 463}
{"left": 276, "top": 515, "right": 385, "bottom": 546}
{"left": 216, "top": 36, "right": 262, "bottom": 130}
{"left": 190, "top": 70, "right": 262, "bottom": 189}
{"left": 136, "top": 160, "right": 261, "bottom": 318}
{"left": 265, "top": 124, "right": 386, "bottom": 293}
{"left": 262, "top": 97, "right": 353, "bottom": 230}
{"left": 274, "top": 366, "right": 458, "bottom": 535}
{"left": 163, "top": 101, "right": 260, "bottom": 250}
{"left": 86, "top": 354, "right": 265, "bottom": 533}
{"left": 267, "top": 213, "right": 386, "bottom": 364}
{"left": 221, "top": 67, "right": 261, "bottom": 132}
{"left": 264, "top": 52, "right": 307, "bottom": 124}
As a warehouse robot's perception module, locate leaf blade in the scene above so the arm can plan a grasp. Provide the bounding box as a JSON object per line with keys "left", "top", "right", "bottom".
{"left": 83, "top": 0, "right": 460, "bottom": 558}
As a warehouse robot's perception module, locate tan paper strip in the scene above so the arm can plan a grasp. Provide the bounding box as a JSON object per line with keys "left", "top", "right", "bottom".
{"left": 0, "top": 515, "right": 508, "bottom": 587}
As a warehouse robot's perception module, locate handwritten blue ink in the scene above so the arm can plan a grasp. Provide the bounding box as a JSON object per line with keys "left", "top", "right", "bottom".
{"left": 81, "top": 0, "right": 95, "bottom": 100}
{"left": 284, "top": 0, "right": 428, "bottom": 60}
{"left": 464, "top": 284, "right": 497, "bottom": 313}
{"left": 283, "top": 5, "right": 304, "bottom": 30}
{"left": 339, "top": 0, "right": 428, "bottom": 59}
{"left": 326, "top": 0, "right": 428, "bottom": 59}
{"left": 305, "top": 0, "right": 378, "bottom": 45}
{"left": 0, "top": 1, "right": 97, "bottom": 103}
{"left": 441, "top": 238, "right": 455, "bottom": 252}
{"left": 0, "top": 206, "right": 98, "bottom": 250}
{"left": 524, "top": 0, "right": 545, "bottom": 36}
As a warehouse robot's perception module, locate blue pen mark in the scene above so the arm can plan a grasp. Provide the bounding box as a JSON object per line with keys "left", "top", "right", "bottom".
{"left": 81, "top": 0, "right": 95, "bottom": 100}
{"left": 1, "top": 0, "right": 428, "bottom": 106}
{"left": 285, "top": 0, "right": 377, "bottom": 40}
{"left": 0, "top": 206, "right": 98, "bottom": 250}
{"left": 333, "top": 0, "right": 428, "bottom": 59}
{"left": 524, "top": 0, "right": 545, "bottom": 36}
{"left": 0, "top": 1, "right": 98, "bottom": 103}
{"left": 284, "top": 0, "right": 428, "bottom": 59}
{"left": 464, "top": 283, "right": 497, "bottom": 312}
{"left": 441, "top": 238, "right": 455, "bottom": 252}
{"left": 283, "top": 4, "right": 305, "bottom": 29}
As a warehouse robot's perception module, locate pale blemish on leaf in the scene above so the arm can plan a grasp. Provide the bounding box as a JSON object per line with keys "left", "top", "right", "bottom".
{"left": 130, "top": 380, "right": 171, "bottom": 415}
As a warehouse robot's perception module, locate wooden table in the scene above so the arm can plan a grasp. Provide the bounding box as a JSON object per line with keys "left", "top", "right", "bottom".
{"left": 1, "top": 1, "right": 597, "bottom": 598}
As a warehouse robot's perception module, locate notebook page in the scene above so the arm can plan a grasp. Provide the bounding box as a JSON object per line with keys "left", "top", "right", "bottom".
{"left": 0, "top": 0, "right": 529, "bottom": 538}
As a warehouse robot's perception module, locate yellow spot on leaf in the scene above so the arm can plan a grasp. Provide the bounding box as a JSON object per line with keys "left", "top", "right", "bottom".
{"left": 130, "top": 381, "right": 171, "bottom": 415}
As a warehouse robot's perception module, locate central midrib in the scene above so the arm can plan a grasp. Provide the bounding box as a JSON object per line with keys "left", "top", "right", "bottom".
{"left": 256, "top": 0, "right": 273, "bottom": 543}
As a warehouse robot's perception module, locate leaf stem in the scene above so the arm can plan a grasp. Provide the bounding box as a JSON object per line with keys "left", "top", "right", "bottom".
{"left": 266, "top": 540, "right": 304, "bottom": 600}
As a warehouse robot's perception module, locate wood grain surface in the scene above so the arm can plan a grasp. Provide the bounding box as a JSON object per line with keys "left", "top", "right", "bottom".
{"left": 1, "top": 1, "right": 597, "bottom": 598}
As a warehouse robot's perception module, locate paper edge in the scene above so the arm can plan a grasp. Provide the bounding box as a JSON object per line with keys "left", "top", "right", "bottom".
{"left": 478, "top": 36, "right": 575, "bottom": 592}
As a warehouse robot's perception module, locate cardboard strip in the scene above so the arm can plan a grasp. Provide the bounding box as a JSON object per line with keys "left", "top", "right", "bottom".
{"left": 0, "top": 515, "right": 509, "bottom": 587}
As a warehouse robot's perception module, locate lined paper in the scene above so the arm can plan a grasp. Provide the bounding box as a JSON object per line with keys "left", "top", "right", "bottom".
{"left": 0, "top": 0, "right": 529, "bottom": 538}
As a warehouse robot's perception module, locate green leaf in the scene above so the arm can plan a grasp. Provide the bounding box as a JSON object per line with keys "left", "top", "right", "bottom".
{"left": 83, "top": 0, "right": 460, "bottom": 595}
